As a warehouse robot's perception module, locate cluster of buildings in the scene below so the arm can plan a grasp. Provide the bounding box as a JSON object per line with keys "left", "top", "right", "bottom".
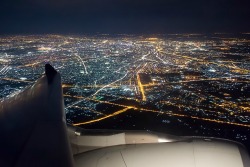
{"left": 0, "top": 34, "right": 249, "bottom": 146}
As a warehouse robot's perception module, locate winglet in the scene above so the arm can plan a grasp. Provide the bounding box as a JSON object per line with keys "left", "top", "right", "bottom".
{"left": 45, "top": 63, "right": 57, "bottom": 84}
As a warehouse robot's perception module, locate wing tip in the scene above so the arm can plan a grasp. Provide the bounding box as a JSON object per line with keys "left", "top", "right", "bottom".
{"left": 45, "top": 63, "right": 57, "bottom": 84}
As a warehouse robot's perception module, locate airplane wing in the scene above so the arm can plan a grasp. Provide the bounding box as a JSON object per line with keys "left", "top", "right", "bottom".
{"left": 0, "top": 64, "right": 74, "bottom": 167}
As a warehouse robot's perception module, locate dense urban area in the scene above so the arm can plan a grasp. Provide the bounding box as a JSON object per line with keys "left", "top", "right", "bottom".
{"left": 0, "top": 34, "right": 250, "bottom": 150}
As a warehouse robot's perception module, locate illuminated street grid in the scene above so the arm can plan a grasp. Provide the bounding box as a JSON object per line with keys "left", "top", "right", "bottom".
{"left": 0, "top": 34, "right": 250, "bottom": 144}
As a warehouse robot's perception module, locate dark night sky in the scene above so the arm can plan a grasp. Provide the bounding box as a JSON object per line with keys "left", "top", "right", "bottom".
{"left": 0, "top": 0, "right": 250, "bottom": 34}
